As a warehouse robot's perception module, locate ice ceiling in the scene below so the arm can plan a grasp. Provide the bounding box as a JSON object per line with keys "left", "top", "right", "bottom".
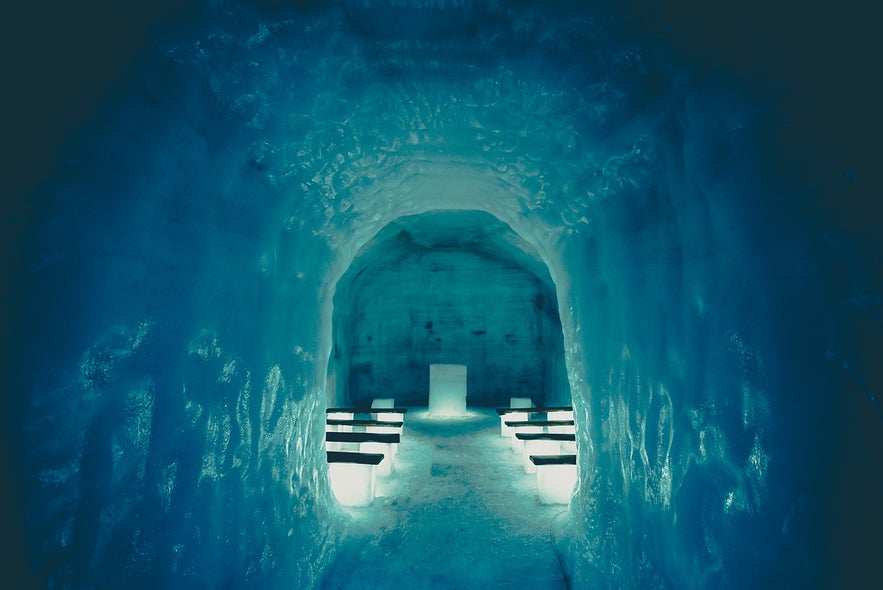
{"left": 4, "top": 0, "right": 880, "bottom": 589}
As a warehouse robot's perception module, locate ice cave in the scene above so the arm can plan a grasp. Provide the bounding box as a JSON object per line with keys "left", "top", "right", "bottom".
{"left": 3, "top": 0, "right": 880, "bottom": 588}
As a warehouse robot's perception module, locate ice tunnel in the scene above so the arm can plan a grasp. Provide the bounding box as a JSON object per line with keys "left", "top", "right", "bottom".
{"left": 3, "top": 0, "right": 880, "bottom": 589}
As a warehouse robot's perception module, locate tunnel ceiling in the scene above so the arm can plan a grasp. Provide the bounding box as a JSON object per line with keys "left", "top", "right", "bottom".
{"left": 342, "top": 210, "right": 555, "bottom": 289}
{"left": 122, "top": 0, "right": 678, "bottom": 260}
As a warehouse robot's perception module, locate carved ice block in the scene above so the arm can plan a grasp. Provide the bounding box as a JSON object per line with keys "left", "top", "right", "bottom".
{"left": 428, "top": 364, "right": 467, "bottom": 416}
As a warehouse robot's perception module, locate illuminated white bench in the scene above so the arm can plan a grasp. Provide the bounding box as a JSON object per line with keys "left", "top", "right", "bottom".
{"left": 497, "top": 405, "right": 573, "bottom": 436}
{"left": 326, "top": 431, "right": 400, "bottom": 476}
{"left": 326, "top": 418, "right": 404, "bottom": 460}
{"left": 529, "top": 454, "right": 577, "bottom": 505}
{"left": 326, "top": 451, "right": 385, "bottom": 507}
{"left": 516, "top": 433, "right": 576, "bottom": 474}
{"left": 504, "top": 419, "right": 575, "bottom": 452}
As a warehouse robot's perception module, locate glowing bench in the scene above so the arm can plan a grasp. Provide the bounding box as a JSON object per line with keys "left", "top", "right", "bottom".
{"left": 497, "top": 406, "right": 574, "bottom": 436}
{"left": 326, "top": 431, "right": 400, "bottom": 476}
{"left": 516, "top": 433, "right": 576, "bottom": 474}
{"left": 529, "top": 454, "right": 577, "bottom": 505}
{"left": 326, "top": 451, "right": 385, "bottom": 507}
{"left": 504, "top": 419, "right": 576, "bottom": 452}
{"left": 326, "top": 419, "right": 404, "bottom": 460}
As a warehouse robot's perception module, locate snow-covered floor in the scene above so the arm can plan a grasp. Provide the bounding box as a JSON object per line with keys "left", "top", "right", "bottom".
{"left": 321, "top": 408, "right": 570, "bottom": 589}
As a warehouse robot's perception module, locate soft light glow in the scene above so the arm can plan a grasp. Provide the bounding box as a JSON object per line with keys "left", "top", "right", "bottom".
{"left": 535, "top": 462, "right": 577, "bottom": 505}
{"left": 407, "top": 408, "right": 485, "bottom": 423}
{"left": 328, "top": 462, "right": 379, "bottom": 507}
{"left": 428, "top": 364, "right": 468, "bottom": 416}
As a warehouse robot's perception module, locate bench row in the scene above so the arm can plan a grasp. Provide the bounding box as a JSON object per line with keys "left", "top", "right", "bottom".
{"left": 499, "top": 401, "right": 577, "bottom": 504}
{"left": 325, "top": 399, "right": 407, "bottom": 506}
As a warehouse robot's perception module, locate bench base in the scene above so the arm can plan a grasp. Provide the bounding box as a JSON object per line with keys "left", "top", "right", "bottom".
{"left": 531, "top": 456, "right": 577, "bottom": 505}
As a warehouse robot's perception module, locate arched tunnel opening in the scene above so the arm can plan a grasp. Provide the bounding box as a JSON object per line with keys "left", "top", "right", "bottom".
{"left": 328, "top": 209, "right": 569, "bottom": 409}
{"left": 3, "top": 1, "right": 881, "bottom": 589}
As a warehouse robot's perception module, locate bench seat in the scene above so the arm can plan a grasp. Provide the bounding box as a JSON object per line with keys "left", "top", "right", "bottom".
{"left": 514, "top": 433, "right": 575, "bottom": 441}
{"left": 516, "top": 434, "right": 576, "bottom": 473}
{"left": 326, "top": 431, "right": 400, "bottom": 476}
{"left": 326, "top": 450, "right": 384, "bottom": 465}
{"left": 326, "top": 432, "right": 400, "bottom": 444}
{"left": 496, "top": 406, "right": 573, "bottom": 415}
{"left": 326, "top": 418, "right": 404, "bottom": 428}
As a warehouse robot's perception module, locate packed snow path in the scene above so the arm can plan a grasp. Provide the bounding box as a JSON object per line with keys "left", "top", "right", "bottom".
{"left": 320, "top": 408, "right": 570, "bottom": 589}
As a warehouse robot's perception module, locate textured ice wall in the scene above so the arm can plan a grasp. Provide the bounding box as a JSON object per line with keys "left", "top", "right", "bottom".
{"left": 16, "top": 0, "right": 875, "bottom": 588}
{"left": 21, "top": 8, "right": 345, "bottom": 588}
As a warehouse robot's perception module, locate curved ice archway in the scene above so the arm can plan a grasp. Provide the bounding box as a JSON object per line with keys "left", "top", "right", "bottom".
{"left": 325, "top": 208, "right": 571, "bottom": 408}
{"left": 312, "top": 161, "right": 584, "bottom": 406}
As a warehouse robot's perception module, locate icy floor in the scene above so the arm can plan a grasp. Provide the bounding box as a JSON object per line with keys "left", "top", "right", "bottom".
{"left": 320, "top": 408, "right": 570, "bottom": 589}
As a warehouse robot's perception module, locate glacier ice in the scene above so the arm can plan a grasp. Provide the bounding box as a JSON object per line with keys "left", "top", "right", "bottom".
{"left": 5, "top": 0, "right": 880, "bottom": 589}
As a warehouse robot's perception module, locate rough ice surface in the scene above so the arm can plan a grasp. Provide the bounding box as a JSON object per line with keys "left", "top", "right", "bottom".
{"left": 6, "top": 0, "right": 880, "bottom": 589}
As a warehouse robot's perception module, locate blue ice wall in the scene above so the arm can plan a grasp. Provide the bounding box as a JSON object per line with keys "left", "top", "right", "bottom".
{"left": 18, "top": 9, "right": 342, "bottom": 587}
{"left": 9, "top": 1, "right": 879, "bottom": 588}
